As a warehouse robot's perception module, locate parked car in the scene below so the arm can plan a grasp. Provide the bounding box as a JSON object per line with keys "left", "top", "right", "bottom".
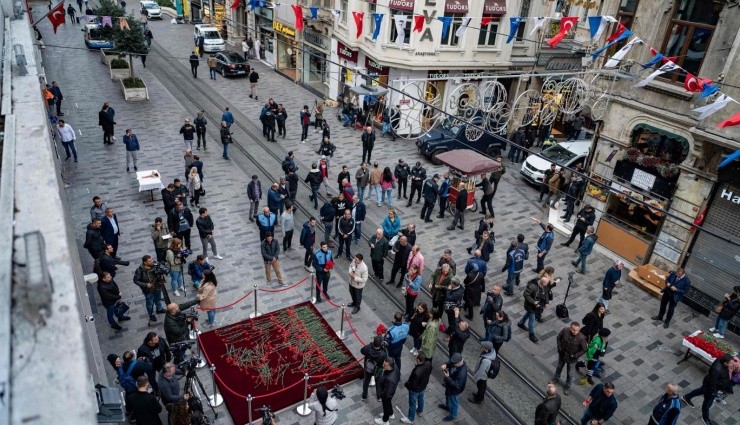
{"left": 83, "top": 23, "right": 114, "bottom": 49}
{"left": 215, "top": 52, "right": 250, "bottom": 77}
{"left": 193, "top": 25, "right": 225, "bottom": 53}
{"left": 520, "top": 139, "right": 591, "bottom": 185}
{"left": 140, "top": 1, "right": 162, "bottom": 19}
{"left": 416, "top": 116, "right": 508, "bottom": 165}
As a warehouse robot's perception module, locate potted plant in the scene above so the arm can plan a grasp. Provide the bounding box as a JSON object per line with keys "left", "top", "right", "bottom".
{"left": 109, "top": 58, "right": 130, "bottom": 80}
{"left": 120, "top": 77, "right": 148, "bottom": 101}
{"left": 100, "top": 49, "right": 119, "bottom": 65}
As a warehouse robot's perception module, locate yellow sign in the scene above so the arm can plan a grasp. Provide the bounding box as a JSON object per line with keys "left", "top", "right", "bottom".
{"left": 273, "top": 21, "right": 296, "bottom": 37}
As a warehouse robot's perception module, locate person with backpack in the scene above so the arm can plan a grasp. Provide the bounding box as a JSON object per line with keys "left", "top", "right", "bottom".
{"left": 128, "top": 376, "right": 163, "bottom": 425}
{"left": 400, "top": 352, "right": 433, "bottom": 424}
{"left": 108, "top": 351, "right": 154, "bottom": 414}
{"left": 469, "top": 340, "right": 497, "bottom": 404}
{"left": 577, "top": 328, "right": 610, "bottom": 385}
{"left": 385, "top": 312, "right": 409, "bottom": 370}
{"left": 299, "top": 105, "right": 311, "bottom": 143}
{"left": 249, "top": 69, "right": 259, "bottom": 100}
{"left": 360, "top": 336, "right": 388, "bottom": 401}
{"left": 187, "top": 254, "right": 212, "bottom": 288}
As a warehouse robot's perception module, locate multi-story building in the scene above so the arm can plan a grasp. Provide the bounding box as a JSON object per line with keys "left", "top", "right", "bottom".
{"left": 582, "top": 0, "right": 739, "bottom": 327}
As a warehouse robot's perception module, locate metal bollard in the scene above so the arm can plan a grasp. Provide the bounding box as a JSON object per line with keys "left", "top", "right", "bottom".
{"left": 208, "top": 365, "right": 223, "bottom": 407}
{"left": 194, "top": 330, "right": 206, "bottom": 368}
{"left": 295, "top": 373, "right": 312, "bottom": 416}
{"left": 309, "top": 271, "right": 316, "bottom": 304}
{"left": 249, "top": 284, "right": 261, "bottom": 318}
{"left": 247, "top": 394, "right": 253, "bottom": 424}
{"left": 336, "top": 304, "right": 347, "bottom": 340}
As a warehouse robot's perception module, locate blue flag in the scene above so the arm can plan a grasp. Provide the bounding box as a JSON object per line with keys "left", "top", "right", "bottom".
{"left": 249, "top": 0, "right": 264, "bottom": 10}
{"left": 309, "top": 7, "right": 318, "bottom": 19}
{"left": 700, "top": 83, "right": 719, "bottom": 98}
{"left": 591, "top": 29, "right": 632, "bottom": 61}
{"left": 506, "top": 17, "right": 521, "bottom": 44}
{"left": 640, "top": 52, "right": 663, "bottom": 69}
{"left": 438, "top": 16, "right": 453, "bottom": 40}
{"left": 588, "top": 16, "right": 602, "bottom": 39}
{"left": 372, "top": 13, "right": 384, "bottom": 41}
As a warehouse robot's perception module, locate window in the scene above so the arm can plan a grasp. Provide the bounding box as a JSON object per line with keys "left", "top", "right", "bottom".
{"left": 478, "top": 19, "right": 499, "bottom": 47}
{"left": 661, "top": 0, "right": 723, "bottom": 83}
{"left": 368, "top": 2, "right": 377, "bottom": 39}
{"left": 515, "top": 0, "right": 531, "bottom": 41}
{"left": 389, "top": 11, "right": 412, "bottom": 46}
{"left": 440, "top": 14, "right": 466, "bottom": 46}
{"left": 341, "top": 0, "right": 348, "bottom": 24}
{"left": 616, "top": 0, "right": 640, "bottom": 30}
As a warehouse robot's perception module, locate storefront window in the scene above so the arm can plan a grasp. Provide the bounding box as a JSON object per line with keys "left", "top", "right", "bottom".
{"left": 389, "top": 10, "right": 412, "bottom": 46}
{"left": 478, "top": 19, "right": 498, "bottom": 46}
{"left": 661, "top": 0, "right": 723, "bottom": 83}
{"left": 440, "top": 14, "right": 466, "bottom": 47}
{"left": 606, "top": 185, "right": 667, "bottom": 237}
{"left": 630, "top": 125, "right": 689, "bottom": 165}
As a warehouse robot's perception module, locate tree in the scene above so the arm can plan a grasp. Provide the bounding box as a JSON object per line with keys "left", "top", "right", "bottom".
{"left": 97, "top": 0, "right": 148, "bottom": 78}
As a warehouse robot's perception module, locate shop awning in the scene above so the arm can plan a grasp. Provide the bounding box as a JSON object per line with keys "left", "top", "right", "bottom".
{"left": 388, "top": 0, "right": 414, "bottom": 12}
{"left": 633, "top": 124, "right": 689, "bottom": 150}
{"left": 435, "top": 150, "right": 502, "bottom": 175}
{"left": 483, "top": 0, "right": 506, "bottom": 15}
{"left": 445, "top": 0, "right": 468, "bottom": 14}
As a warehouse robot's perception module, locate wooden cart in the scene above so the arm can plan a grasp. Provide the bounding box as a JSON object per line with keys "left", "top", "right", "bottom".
{"left": 435, "top": 150, "right": 502, "bottom": 214}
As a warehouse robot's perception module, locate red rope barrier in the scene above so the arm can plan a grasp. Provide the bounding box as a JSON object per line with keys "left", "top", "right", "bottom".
{"left": 258, "top": 275, "right": 309, "bottom": 293}
{"left": 314, "top": 276, "right": 342, "bottom": 308}
{"left": 196, "top": 291, "right": 253, "bottom": 311}
{"left": 311, "top": 357, "right": 365, "bottom": 379}
{"left": 344, "top": 311, "right": 367, "bottom": 346}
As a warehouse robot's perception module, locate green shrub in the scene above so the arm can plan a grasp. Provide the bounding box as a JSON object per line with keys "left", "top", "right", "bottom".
{"left": 110, "top": 58, "right": 129, "bottom": 69}
{"left": 123, "top": 77, "right": 145, "bottom": 88}
{"left": 156, "top": 0, "right": 174, "bottom": 8}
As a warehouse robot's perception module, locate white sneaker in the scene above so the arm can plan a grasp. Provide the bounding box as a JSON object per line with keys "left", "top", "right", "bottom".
{"left": 713, "top": 333, "right": 725, "bottom": 339}
{"left": 708, "top": 327, "right": 716, "bottom": 332}
{"left": 178, "top": 286, "right": 184, "bottom": 292}
{"left": 374, "top": 419, "right": 388, "bottom": 425}
{"left": 409, "top": 348, "right": 416, "bottom": 355}
{"left": 173, "top": 290, "right": 181, "bottom": 297}
{"left": 401, "top": 419, "right": 413, "bottom": 424}
{"left": 376, "top": 414, "right": 395, "bottom": 419}
{"left": 212, "top": 255, "right": 224, "bottom": 260}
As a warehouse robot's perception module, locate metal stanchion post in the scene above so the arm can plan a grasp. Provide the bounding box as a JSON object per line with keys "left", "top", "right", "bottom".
{"left": 295, "top": 373, "right": 312, "bottom": 416}
{"left": 336, "top": 304, "right": 346, "bottom": 340}
{"left": 249, "top": 284, "right": 261, "bottom": 318}
{"left": 194, "top": 330, "right": 206, "bottom": 368}
{"left": 309, "top": 271, "right": 316, "bottom": 303}
{"left": 247, "top": 394, "right": 253, "bottom": 424}
{"left": 208, "top": 365, "right": 224, "bottom": 407}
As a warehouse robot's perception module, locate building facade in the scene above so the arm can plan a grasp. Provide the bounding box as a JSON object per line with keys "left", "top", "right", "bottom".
{"left": 583, "top": 0, "right": 739, "bottom": 323}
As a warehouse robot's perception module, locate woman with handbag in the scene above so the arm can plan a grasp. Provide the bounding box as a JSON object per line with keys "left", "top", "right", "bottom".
{"left": 710, "top": 286, "right": 740, "bottom": 339}
{"left": 166, "top": 238, "right": 186, "bottom": 297}
{"left": 187, "top": 167, "right": 202, "bottom": 207}
{"left": 403, "top": 265, "right": 423, "bottom": 319}
{"left": 380, "top": 167, "right": 397, "bottom": 208}
{"left": 198, "top": 271, "right": 218, "bottom": 327}
{"left": 97, "top": 271, "right": 131, "bottom": 330}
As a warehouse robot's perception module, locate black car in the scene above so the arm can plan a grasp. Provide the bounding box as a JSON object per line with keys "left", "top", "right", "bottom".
{"left": 417, "top": 116, "right": 508, "bottom": 165}
{"left": 215, "top": 52, "right": 250, "bottom": 77}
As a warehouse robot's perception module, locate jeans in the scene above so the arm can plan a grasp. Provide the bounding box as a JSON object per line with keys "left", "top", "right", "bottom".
{"left": 685, "top": 384, "right": 715, "bottom": 421}
{"left": 597, "top": 295, "right": 609, "bottom": 310}
{"left": 183, "top": 139, "right": 193, "bottom": 150}
{"left": 316, "top": 270, "right": 330, "bottom": 300}
{"left": 505, "top": 272, "right": 520, "bottom": 294}
{"left": 407, "top": 390, "right": 424, "bottom": 421}
{"left": 309, "top": 187, "right": 319, "bottom": 208}
{"left": 554, "top": 355, "right": 576, "bottom": 387}
{"left": 301, "top": 124, "right": 309, "bottom": 141}
{"left": 518, "top": 310, "right": 536, "bottom": 335}
{"left": 105, "top": 302, "right": 129, "bottom": 325}
{"left": 354, "top": 222, "right": 362, "bottom": 242}
{"left": 62, "top": 141, "right": 78, "bottom": 160}
{"left": 536, "top": 251, "right": 547, "bottom": 272}
{"left": 209, "top": 68, "right": 216, "bottom": 79}
{"left": 445, "top": 394, "right": 459, "bottom": 419}
{"left": 126, "top": 150, "right": 138, "bottom": 169}
{"left": 144, "top": 290, "right": 164, "bottom": 316}
{"left": 322, "top": 221, "right": 333, "bottom": 243}
{"left": 714, "top": 316, "right": 729, "bottom": 336}
{"left": 200, "top": 236, "right": 218, "bottom": 257}
{"left": 206, "top": 310, "right": 215, "bottom": 324}
{"left": 222, "top": 141, "right": 229, "bottom": 158}
{"left": 370, "top": 184, "right": 381, "bottom": 204}
{"left": 383, "top": 189, "right": 393, "bottom": 207}
{"left": 342, "top": 114, "right": 352, "bottom": 127}
{"left": 169, "top": 271, "right": 184, "bottom": 292}
{"left": 357, "top": 186, "right": 366, "bottom": 202}
{"left": 196, "top": 131, "right": 206, "bottom": 149}
{"left": 580, "top": 407, "right": 597, "bottom": 425}
{"left": 573, "top": 253, "right": 588, "bottom": 273}
{"left": 382, "top": 121, "right": 391, "bottom": 135}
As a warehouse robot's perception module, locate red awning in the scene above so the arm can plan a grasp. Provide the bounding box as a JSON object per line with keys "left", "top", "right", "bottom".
{"left": 436, "top": 150, "right": 502, "bottom": 176}
{"left": 445, "top": 0, "right": 468, "bottom": 14}
{"left": 483, "top": 0, "right": 506, "bottom": 15}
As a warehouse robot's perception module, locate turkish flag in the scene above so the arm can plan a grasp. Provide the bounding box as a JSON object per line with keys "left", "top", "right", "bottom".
{"left": 546, "top": 16, "right": 578, "bottom": 48}
{"left": 47, "top": 2, "right": 65, "bottom": 34}
{"left": 684, "top": 73, "right": 702, "bottom": 92}
{"left": 717, "top": 112, "right": 740, "bottom": 128}
{"left": 230, "top": 0, "right": 240, "bottom": 10}
{"left": 606, "top": 22, "right": 626, "bottom": 43}
{"left": 481, "top": 16, "right": 493, "bottom": 27}
{"left": 413, "top": 15, "right": 424, "bottom": 33}
{"left": 291, "top": 5, "right": 304, "bottom": 31}
{"left": 352, "top": 12, "right": 364, "bottom": 39}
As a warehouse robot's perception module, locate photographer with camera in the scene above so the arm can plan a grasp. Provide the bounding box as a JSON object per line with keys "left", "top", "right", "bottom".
{"left": 360, "top": 336, "right": 388, "bottom": 401}
{"left": 164, "top": 299, "right": 200, "bottom": 345}
{"left": 134, "top": 255, "right": 167, "bottom": 324}
{"left": 307, "top": 386, "right": 339, "bottom": 425}
{"left": 158, "top": 362, "right": 189, "bottom": 423}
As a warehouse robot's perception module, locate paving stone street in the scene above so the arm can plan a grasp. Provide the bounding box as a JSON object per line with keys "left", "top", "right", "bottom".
{"left": 37, "top": 3, "right": 739, "bottom": 424}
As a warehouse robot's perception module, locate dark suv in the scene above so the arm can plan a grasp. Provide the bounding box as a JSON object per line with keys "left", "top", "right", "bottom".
{"left": 416, "top": 117, "right": 508, "bottom": 165}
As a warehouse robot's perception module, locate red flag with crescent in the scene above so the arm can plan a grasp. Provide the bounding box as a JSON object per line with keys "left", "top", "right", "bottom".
{"left": 413, "top": 15, "right": 424, "bottom": 32}
{"left": 606, "top": 22, "right": 626, "bottom": 43}
{"left": 546, "top": 17, "right": 577, "bottom": 48}
{"left": 352, "top": 12, "right": 364, "bottom": 39}
{"left": 684, "top": 73, "right": 702, "bottom": 92}
{"left": 48, "top": 2, "right": 66, "bottom": 34}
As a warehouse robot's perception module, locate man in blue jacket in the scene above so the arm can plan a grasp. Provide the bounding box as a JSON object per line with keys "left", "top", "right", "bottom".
{"left": 437, "top": 172, "right": 450, "bottom": 219}
{"left": 571, "top": 226, "right": 596, "bottom": 274}
{"left": 122, "top": 128, "right": 140, "bottom": 172}
{"left": 502, "top": 240, "right": 525, "bottom": 296}
{"left": 439, "top": 353, "right": 467, "bottom": 421}
{"left": 312, "top": 241, "right": 333, "bottom": 303}
{"left": 532, "top": 217, "right": 554, "bottom": 273}
{"left": 652, "top": 268, "right": 691, "bottom": 329}
{"left": 300, "top": 217, "right": 317, "bottom": 271}
{"left": 256, "top": 207, "right": 276, "bottom": 242}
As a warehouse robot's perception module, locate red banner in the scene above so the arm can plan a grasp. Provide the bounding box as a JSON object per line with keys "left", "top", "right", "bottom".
{"left": 352, "top": 11, "right": 364, "bottom": 39}
{"left": 291, "top": 5, "right": 304, "bottom": 31}
{"left": 48, "top": 2, "right": 65, "bottom": 34}
{"left": 413, "top": 15, "right": 424, "bottom": 32}
{"left": 546, "top": 16, "right": 578, "bottom": 48}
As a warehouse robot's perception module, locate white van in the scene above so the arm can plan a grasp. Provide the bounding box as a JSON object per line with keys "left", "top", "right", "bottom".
{"left": 520, "top": 140, "right": 591, "bottom": 185}
{"left": 193, "top": 25, "right": 225, "bottom": 53}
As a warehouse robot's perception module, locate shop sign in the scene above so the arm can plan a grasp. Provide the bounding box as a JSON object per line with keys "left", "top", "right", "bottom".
{"left": 630, "top": 168, "right": 657, "bottom": 191}
{"left": 337, "top": 41, "right": 358, "bottom": 63}
{"left": 719, "top": 188, "right": 740, "bottom": 204}
{"left": 273, "top": 21, "right": 295, "bottom": 37}
{"left": 365, "top": 57, "right": 390, "bottom": 76}
{"left": 399, "top": 99, "right": 411, "bottom": 105}
{"left": 445, "top": 0, "right": 468, "bottom": 14}
{"left": 303, "top": 29, "right": 327, "bottom": 49}
{"left": 389, "top": 0, "right": 415, "bottom": 11}
{"left": 428, "top": 70, "right": 450, "bottom": 79}
{"left": 545, "top": 57, "right": 583, "bottom": 71}
{"left": 483, "top": 0, "right": 506, "bottom": 15}
{"left": 427, "top": 70, "right": 485, "bottom": 79}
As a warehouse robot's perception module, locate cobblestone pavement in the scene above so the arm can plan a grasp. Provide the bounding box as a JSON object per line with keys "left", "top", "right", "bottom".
{"left": 38, "top": 4, "right": 738, "bottom": 425}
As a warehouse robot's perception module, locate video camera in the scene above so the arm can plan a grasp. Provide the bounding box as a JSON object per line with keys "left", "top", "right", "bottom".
{"left": 255, "top": 405, "right": 275, "bottom": 425}
{"left": 331, "top": 385, "right": 346, "bottom": 400}
{"left": 151, "top": 261, "right": 171, "bottom": 276}
{"left": 170, "top": 341, "right": 193, "bottom": 365}
{"left": 178, "top": 355, "right": 203, "bottom": 378}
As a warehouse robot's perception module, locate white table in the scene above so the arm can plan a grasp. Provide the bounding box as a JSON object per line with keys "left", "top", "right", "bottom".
{"left": 679, "top": 330, "right": 717, "bottom": 365}
{"left": 136, "top": 170, "right": 164, "bottom": 202}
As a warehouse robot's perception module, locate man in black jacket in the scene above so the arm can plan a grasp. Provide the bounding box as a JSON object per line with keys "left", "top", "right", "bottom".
{"left": 407, "top": 162, "right": 426, "bottom": 206}
{"left": 161, "top": 184, "right": 177, "bottom": 215}
{"left": 84, "top": 218, "right": 107, "bottom": 260}
{"left": 420, "top": 174, "right": 439, "bottom": 223}
{"left": 159, "top": 362, "right": 188, "bottom": 422}
{"left": 539, "top": 164, "right": 556, "bottom": 202}
{"left": 97, "top": 272, "right": 131, "bottom": 330}
{"left": 128, "top": 376, "right": 163, "bottom": 425}
{"left": 376, "top": 358, "right": 400, "bottom": 425}
{"left": 553, "top": 322, "right": 588, "bottom": 395}
{"left": 194, "top": 111, "right": 207, "bottom": 150}
{"left": 167, "top": 201, "right": 194, "bottom": 250}
{"left": 439, "top": 353, "right": 467, "bottom": 421}
{"left": 534, "top": 383, "right": 561, "bottom": 425}
{"left": 447, "top": 183, "right": 468, "bottom": 231}
{"left": 682, "top": 354, "right": 734, "bottom": 424}
{"left": 336, "top": 209, "right": 355, "bottom": 261}
{"left": 305, "top": 164, "right": 323, "bottom": 209}
{"left": 134, "top": 255, "right": 166, "bottom": 323}
{"left": 394, "top": 159, "right": 410, "bottom": 200}
{"left": 137, "top": 332, "right": 172, "bottom": 376}
{"left": 196, "top": 207, "right": 223, "bottom": 260}
{"left": 361, "top": 125, "right": 376, "bottom": 163}
{"left": 387, "top": 236, "right": 411, "bottom": 287}
{"left": 164, "top": 299, "right": 200, "bottom": 344}
{"left": 360, "top": 336, "right": 388, "bottom": 400}
{"left": 562, "top": 204, "right": 595, "bottom": 248}
{"left": 446, "top": 308, "right": 471, "bottom": 356}
{"left": 98, "top": 244, "right": 129, "bottom": 278}
{"left": 401, "top": 353, "right": 433, "bottom": 424}
{"left": 247, "top": 175, "right": 262, "bottom": 220}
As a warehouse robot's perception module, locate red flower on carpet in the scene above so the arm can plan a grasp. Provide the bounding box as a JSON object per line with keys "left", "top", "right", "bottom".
{"left": 685, "top": 332, "right": 736, "bottom": 359}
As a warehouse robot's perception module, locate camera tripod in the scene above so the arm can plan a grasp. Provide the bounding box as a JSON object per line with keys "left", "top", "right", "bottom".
{"left": 182, "top": 362, "right": 218, "bottom": 425}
